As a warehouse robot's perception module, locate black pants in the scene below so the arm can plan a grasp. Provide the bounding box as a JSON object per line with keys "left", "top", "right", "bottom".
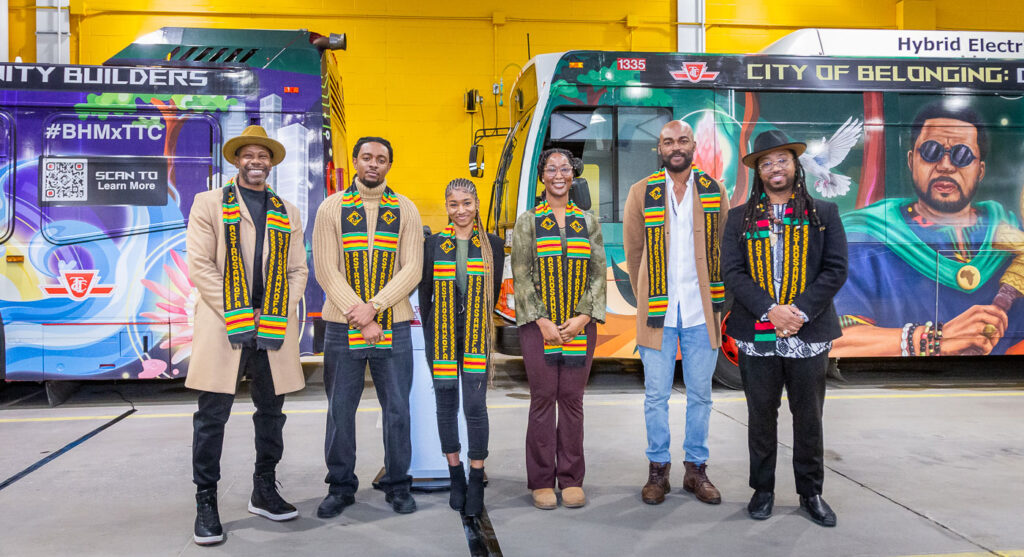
{"left": 738, "top": 351, "right": 828, "bottom": 497}
{"left": 192, "top": 347, "right": 286, "bottom": 490}
{"left": 323, "top": 321, "right": 413, "bottom": 495}
{"left": 434, "top": 336, "right": 489, "bottom": 460}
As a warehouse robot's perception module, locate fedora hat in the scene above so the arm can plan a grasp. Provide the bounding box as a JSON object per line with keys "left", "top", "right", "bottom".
{"left": 741, "top": 129, "right": 806, "bottom": 169}
{"left": 223, "top": 125, "right": 286, "bottom": 167}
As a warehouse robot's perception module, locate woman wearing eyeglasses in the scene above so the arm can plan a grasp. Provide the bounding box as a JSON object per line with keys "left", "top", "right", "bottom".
{"left": 510, "top": 148, "right": 606, "bottom": 510}
{"left": 419, "top": 178, "right": 504, "bottom": 517}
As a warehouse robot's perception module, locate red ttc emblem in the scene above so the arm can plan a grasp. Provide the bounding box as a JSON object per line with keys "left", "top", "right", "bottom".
{"left": 42, "top": 270, "right": 114, "bottom": 300}
{"left": 670, "top": 62, "right": 719, "bottom": 83}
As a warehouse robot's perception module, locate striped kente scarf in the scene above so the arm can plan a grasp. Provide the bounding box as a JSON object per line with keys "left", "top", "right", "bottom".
{"left": 341, "top": 182, "right": 400, "bottom": 354}
{"left": 221, "top": 179, "right": 291, "bottom": 350}
{"left": 430, "top": 223, "right": 489, "bottom": 389}
{"left": 642, "top": 166, "right": 724, "bottom": 328}
{"left": 535, "top": 199, "right": 590, "bottom": 366}
{"left": 744, "top": 198, "right": 810, "bottom": 353}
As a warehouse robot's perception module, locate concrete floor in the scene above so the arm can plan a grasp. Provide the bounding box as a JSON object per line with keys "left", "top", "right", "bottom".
{"left": 1, "top": 379, "right": 1023, "bottom": 557}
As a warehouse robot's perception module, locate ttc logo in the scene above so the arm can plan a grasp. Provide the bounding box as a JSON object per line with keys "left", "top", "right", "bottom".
{"left": 42, "top": 270, "right": 114, "bottom": 300}
{"left": 669, "top": 62, "right": 719, "bottom": 83}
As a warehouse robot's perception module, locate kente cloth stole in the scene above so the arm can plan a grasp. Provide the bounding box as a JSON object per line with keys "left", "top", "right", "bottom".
{"left": 221, "top": 179, "right": 292, "bottom": 350}
{"left": 744, "top": 202, "right": 810, "bottom": 353}
{"left": 430, "top": 224, "right": 489, "bottom": 388}
{"left": 340, "top": 183, "right": 400, "bottom": 351}
{"left": 535, "top": 200, "right": 590, "bottom": 366}
{"left": 642, "top": 167, "right": 724, "bottom": 328}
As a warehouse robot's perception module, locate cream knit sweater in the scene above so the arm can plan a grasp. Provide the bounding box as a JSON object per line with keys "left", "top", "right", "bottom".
{"left": 312, "top": 178, "right": 424, "bottom": 324}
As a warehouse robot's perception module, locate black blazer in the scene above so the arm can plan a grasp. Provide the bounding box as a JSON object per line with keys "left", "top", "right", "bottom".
{"left": 419, "top": 232, "right": 504, "bottom": 364}
{"left": 721, "top": 200, "right": 848, "bottom": 344}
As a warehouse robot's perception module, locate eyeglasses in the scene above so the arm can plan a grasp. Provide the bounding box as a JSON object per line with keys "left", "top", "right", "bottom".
{"left": 758, "top": 157, "right": 793, "bottom": 172}
{"left": 917, "top": 140, "right": 977, "bottom": 168}
{"left": 543, "top": 166, "right": 573, "bottom": 176}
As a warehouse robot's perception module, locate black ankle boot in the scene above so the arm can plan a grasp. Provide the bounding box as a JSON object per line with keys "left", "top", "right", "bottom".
{"left": 464, "top": 466, "right": 485, "bottom": 518}
{"left": 194, "top": 488, "right": 224, "bottom": 545}
{"left": 449, "top": 463, "right": 467, "bottom": 511}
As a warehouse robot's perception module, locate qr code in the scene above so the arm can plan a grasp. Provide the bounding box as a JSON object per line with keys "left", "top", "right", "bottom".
{"left": 42, "top": 158, "right": 88, "bottom": 202}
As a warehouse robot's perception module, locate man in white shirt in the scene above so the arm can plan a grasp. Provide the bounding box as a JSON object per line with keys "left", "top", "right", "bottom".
{"left": 623, "top": 120, "right": 730, "bottom": 506}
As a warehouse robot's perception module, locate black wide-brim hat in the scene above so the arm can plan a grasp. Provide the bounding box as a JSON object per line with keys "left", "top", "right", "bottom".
{"left": 741, "top": 129, "right": 806, "bottom": 169}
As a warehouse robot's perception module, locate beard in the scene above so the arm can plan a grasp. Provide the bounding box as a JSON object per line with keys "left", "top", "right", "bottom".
{"left": 660, "top": 150, "right": 693, "bottom": 173}
{"left": 916, "top": 177, "right": 976, "bottom": 214}
{"left": 360, "top": 174, "right": 384, "bottom": 188}
{"left": 239, "top": 165, "right": 267, "bottom": 186}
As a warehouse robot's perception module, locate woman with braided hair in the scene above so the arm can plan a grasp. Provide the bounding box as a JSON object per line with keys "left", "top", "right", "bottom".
{"left": 419, "top": 178, "right": 503, "bottom": 517}
{"left": 511, "top": 148, "right": 606, "bottom": 510}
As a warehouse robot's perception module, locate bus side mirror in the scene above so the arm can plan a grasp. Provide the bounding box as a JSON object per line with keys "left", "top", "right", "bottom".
{"left": 571, "top": 177, "right": 591, "bottom": 211}
{"left": 469, "top": 144, "right": 485, "bottom": 178}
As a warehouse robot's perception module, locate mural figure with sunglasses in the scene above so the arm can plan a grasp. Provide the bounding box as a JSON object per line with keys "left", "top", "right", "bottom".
{"left": 834, "top": 101, "right": 1024, "bottom": 356}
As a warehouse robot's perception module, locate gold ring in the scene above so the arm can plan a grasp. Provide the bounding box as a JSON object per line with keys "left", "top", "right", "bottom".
{"left": 982, "top": 323, "right": 997, "bottom": 339}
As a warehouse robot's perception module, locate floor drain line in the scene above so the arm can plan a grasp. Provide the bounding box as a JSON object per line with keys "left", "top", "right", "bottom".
{"left": 462, "top": 506, "right": 503, "bottom": 556}
{"left": 0, "top": 407, "right": 136, "bottom": 492}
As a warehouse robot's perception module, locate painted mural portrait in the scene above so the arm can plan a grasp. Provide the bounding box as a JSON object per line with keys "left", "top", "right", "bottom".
{"left": 832, "top": 101, "right": 1024, "bottom": 357}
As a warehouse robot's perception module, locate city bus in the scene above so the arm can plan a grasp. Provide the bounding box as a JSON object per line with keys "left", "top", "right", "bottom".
{"left": 0, "top": 27, "right": 349, "bottom": 386}
{"left": 487, "top": 33, "right": 1024, "bottom": 386}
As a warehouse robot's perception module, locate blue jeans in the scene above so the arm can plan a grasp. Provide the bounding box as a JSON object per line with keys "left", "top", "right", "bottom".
{"left": 323, "top": 321, "right": 413, "bottom": 495}
{"left": 639, "top": 321, "right": 718, "bottom": 464}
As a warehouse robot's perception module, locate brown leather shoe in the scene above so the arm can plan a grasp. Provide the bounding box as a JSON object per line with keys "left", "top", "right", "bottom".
{"left": 682, "top": 461, "right": 721, "bottom": 504}
{"left": 641, "top": 461, "right": 671, "bottom": 504}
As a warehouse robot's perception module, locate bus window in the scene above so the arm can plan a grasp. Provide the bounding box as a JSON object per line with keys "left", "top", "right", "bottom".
{"left": 547, "top": 106, "right": 671, "bottom": 223}
{"left": 548, "top": 107, "right": 612, "bottom": 221}
{"left": 616, "top": 107, "right": 673, "bottom": 221}
{"left": 39, "top": 112, "right": 217, "bottom": 244}
{"left": 0, "top": 111, "right": 13, "bottom": 241}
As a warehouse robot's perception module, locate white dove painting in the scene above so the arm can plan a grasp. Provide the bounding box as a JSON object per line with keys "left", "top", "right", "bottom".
{"left": 799, "top": 117, "right": 864, "bottom": 198}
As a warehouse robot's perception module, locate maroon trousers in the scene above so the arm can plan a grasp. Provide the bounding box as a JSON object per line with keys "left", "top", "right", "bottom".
{"left": 519, "top": 320, "right": 596, "bottom": 490}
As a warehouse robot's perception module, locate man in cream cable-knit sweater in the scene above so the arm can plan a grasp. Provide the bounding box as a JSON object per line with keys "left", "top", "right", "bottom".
{"left": 312, "top": 136, "right": 424, "bottom": 517}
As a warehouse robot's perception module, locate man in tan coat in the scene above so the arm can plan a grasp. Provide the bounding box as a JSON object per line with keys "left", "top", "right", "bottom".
{"left": 623, "top": 120, "right": 729, "bottom": 506}
{"left": 185, "top": 125, "right": 308, "bottom": 545}
{"left": 313, "top": 136, "right": 423, "bottom": 517}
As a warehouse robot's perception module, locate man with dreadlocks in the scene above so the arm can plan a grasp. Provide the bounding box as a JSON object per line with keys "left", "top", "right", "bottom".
{"left": 512, "top": 147, "right": 606, "bottom": 510}
{"left": 722, "top": 129, "right": 848, "bottom": 527}
{"left": 624, "top": 119, "right": 730, "bottom": 507}
{"left": 186, "top": 125, "right": 308, "bottom": 545}
{"left": 313, "top": 136, "right": 423, "bottom": 517}
{"left": 419, "top": 178, "right": 504, "bottom": 517}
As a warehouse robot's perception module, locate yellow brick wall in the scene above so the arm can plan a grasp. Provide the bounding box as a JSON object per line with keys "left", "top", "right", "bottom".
{"left": 7, "top": 0, "right": 1024, "bottom": 228}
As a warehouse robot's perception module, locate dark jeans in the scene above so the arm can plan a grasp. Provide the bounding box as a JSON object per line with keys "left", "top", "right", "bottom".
{"left": 434, "top": 336, "right": 489, "bottom": 460}
{"left": 519, "top": 320, "right": 596, "bottom": 490}
{"left": 192, "top": 347, "right": 285, "bottom": 490}
{"left": 738, "top": 351, "right": 828, "bottom": 497}
{"left": 323, "top": 320, "right": 413, "bottom": 495}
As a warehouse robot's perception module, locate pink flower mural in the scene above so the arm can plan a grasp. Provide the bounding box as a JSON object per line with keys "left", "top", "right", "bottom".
{"left": 139, "top": 250, "right": 195, "bottom": 378}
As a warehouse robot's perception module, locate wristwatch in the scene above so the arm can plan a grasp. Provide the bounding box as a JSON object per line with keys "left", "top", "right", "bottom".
{"left": 370, "top": 300, "right": 383, "bottom": 313}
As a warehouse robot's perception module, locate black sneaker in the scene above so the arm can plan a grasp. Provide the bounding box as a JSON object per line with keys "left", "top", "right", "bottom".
{"left": 317, "top": 492, "right": 356, "bottom": 519}
{"left": 194, "top": 488, "right": 225, "bottom": 546}
{"left": 248, "top": 472, "right": 299, "bottom": 521}
{"left": 385, "top": 488, "right": 417, "bottom": 514}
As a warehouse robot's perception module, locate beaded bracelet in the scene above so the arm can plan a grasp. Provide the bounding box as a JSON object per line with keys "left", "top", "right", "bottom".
{"left": 919, "top": 321, "right": 933, "bottom": 356}
{"left": 900, "top": 323, "right": 915, "bottom": 356}
{"left": 932, "top": 321, "right": 943, "bottom": 356}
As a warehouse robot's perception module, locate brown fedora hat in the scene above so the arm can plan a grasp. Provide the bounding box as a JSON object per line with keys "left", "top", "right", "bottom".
{"left": 741, "top": 129, "right": 806, "bottom": 169}
{"left": 223, "top": 125, "right": 286, "bottom": 167}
